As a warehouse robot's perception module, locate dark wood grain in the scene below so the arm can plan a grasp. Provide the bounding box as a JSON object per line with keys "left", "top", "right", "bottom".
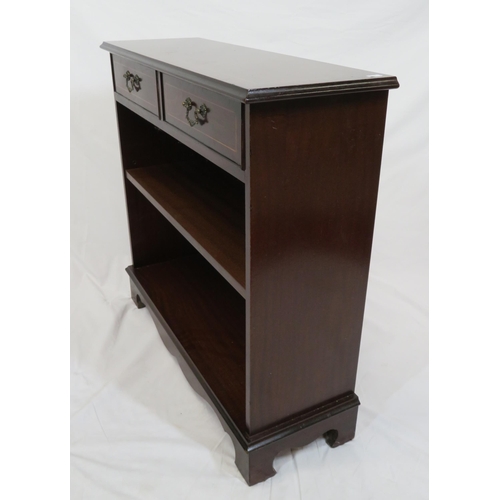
{"left": 116, "top": 100, "right": 245, "bottom": 289}
{"left": 106, "top": 38, "right": 398, "bottom": 486}
{"left": 115, "top": 101, "right": 182, "bottom": 170}
{"left": 131, "top": 255, "right": 246, "bottom": 431}
{"left": 115, "top": 102, "right": 195, "bottom": 267}
{"left": 123, "top": 180, "right": 196, "bottom": 267}
{"left": 113, "top": 54, "right": 159, "bottom": 115}
{"left": 245, "top": 91, "right": 389, "bottom": 433}
{"left": 101, "top": 38, "right": 399, "bottom": 103}
{"left": 129, "top": 266, "right": 360, "bottom": 487}
{"left": 162, "top": 73, "right": 242, "bottom": 164}
{"left": 115, "top": 93, "right": 245, "bottom": 181}
{"left": 236, "top": 403, "right": 359, "bottom": 485}
{"left": 126, "top": 163, "right": 245, "bottom": 296}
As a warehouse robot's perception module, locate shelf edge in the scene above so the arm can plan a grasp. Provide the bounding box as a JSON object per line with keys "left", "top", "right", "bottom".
{"left": 126, "top": 171, "right": 246, "bottom": 298}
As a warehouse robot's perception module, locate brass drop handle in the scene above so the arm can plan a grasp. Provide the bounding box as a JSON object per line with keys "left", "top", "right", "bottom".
{"left": 182, "top": 97, "right": 209, "bottom": 127}
{"left": 123, "top": 71, "right": 142, "bottom": 93}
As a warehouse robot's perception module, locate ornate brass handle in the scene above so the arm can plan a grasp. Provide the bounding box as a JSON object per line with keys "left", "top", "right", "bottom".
{"left": 182, "top": 97, "right": 209, "bottom": 127}
{"left": 123, "top": 71, "right": 142, "bottom": 93}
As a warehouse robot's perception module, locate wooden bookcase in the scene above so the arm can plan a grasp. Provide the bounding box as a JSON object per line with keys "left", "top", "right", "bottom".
{"left": 101, "top": 38, "right": 398, "bottom": 485}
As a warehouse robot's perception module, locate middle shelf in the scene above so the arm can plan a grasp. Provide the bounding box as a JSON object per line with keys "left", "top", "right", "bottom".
{"left": 126, "top": 160, "right": 246, "bottom": 297}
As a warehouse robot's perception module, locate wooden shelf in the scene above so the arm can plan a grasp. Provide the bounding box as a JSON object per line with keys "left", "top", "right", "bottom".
{"left": 130, "top": 254, "right": 246, "bottom": 431}
{"left": 126, "top": 163, "right": 245, "bottom": 297}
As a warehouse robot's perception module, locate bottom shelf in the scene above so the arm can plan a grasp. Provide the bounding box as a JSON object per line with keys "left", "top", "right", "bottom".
{"left": 127, "top": 256, "right": 362, "bottom": 486}
{"left": 130, "top": 254, "right": 246, "bottom": 431}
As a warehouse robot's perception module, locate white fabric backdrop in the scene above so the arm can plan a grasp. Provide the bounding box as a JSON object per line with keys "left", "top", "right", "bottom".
{"left": 71, "top": 1, "right": 428, "bottom": 498}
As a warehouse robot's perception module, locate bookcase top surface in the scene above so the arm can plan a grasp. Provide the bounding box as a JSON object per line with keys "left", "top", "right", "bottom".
{"left": 101, "top": 38, "right": 399, "bottom": 102}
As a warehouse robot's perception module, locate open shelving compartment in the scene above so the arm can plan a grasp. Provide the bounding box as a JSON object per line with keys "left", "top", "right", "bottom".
{"left": 116, "top": 102, "right": 247, "bottom": 432}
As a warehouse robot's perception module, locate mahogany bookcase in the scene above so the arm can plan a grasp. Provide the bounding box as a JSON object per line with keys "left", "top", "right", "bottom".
{"left": 101, "top": 38, "right": 398, "bottom": 485}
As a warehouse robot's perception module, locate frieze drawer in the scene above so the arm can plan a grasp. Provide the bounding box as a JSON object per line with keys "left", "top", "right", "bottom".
{"left": 162, "top": 74, "right": 242, "bottom": 165}
{"left": 113, "top": 54, "right": 159, "bottom": 116}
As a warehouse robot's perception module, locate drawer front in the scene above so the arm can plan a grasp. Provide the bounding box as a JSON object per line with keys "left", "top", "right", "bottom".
{"left": 113, "top": 55, "right": 158, "bottom": 116}
{"left": 162, "top": 74, "right": 242, "bottom": 165}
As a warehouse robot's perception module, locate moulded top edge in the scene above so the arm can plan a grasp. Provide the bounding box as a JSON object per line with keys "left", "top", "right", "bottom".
{"left": 101, "top": 38, "right": 399, "bottom": 103}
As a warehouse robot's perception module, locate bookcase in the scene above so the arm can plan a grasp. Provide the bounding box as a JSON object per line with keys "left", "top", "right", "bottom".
{"left": 101, "top": 38, "right": 398, "bottom": 485}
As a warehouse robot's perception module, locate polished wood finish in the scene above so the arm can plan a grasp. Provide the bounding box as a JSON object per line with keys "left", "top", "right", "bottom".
{"left": 245, "top": 91, "right": 388, "bottom": 432}
{"left": 115, "top": 93, "right": 245, "bottom": 181}
{"left": 115, "top": 102, "right": 196, "bottom": 267}
{"left": 126, "top": 163, "right": 245, "bottom": 296}
{"left": 102, "top": 38, "right": 398, "bottom": 486}
{"left": 130, "top": 279, "right": 145, "bottom": 309}
{"left": 102, "top": 38, "right": 399, "bottom": 102}
{"left": 123, "top": 179, "right": 195, "bottom": 267}
{"left": 162, "top": 73, "right": 242, "bottom": 164}
{"left": 129, "top": 256, "right": 246, "bottom": 430}
{"left": 129, "top": 267, "right": 360, "bottom": 486}
{"left": 112, "top": 54, "right": 159, "bottom": 116}
{"left": 236, "top": 404, "right": 359, "bottom": 485}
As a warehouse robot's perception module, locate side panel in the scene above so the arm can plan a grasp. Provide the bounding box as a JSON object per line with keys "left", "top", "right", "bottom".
{"left": 246, "top": 91, "right": 389, "bottom": 433}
